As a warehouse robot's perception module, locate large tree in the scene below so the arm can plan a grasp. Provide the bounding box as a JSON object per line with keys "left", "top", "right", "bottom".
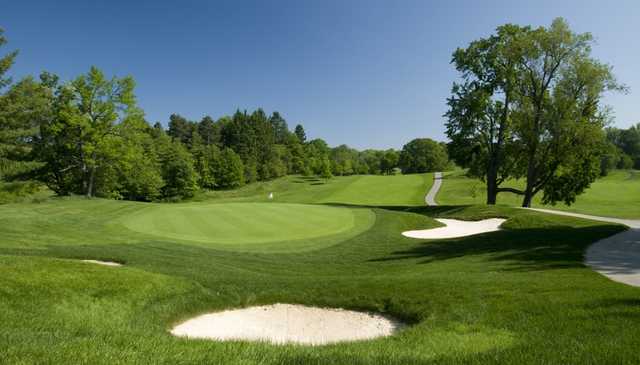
{"left": 399, "top": 138, "right": 448, "bottom": 174}
{"left": 446, "top": 24, "right": 525, "bottom": 204}
{"left": 447, "top": 18, "right": 622, "bottom": 207}
{"left": 35, "top": 67, "right": 136, "bottom": 197}
{"left": 512, "top": 19, "right": 622, "bottom": 207}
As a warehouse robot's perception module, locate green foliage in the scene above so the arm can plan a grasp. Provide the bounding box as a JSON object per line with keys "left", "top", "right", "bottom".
{"left": 167, "top": 113, "right": 194, "bottom": 146}
{"left": 294, "top": 124, "right": 306, "bottom": 143}
{"left": 380, "top": 149, "right": 399, "bottom": 175}
{"left": 319, "top": 157, "right": 333, "bottom": 179}
{"left": 446, "top": 18, "right": 623, "bottom": 207}
{"left": 215, "top": 148, "right": 244, "bottom": 189}
{"left": 606, "top": 123, "right": 640, "bottom": 169}
{"left": 399, "top": 138, "right": 449, "bottom": 174}
{"left": 110, "top": 115, "right": 164, "bottom": 201}
{"left": 156, "top": 133, "right": 198, "bottom": 199}
{"left": 0, "top": 28, "right": 18, "bottom": 90}
{"left": 33, "top": 66, "right": 137, "bottom": 197}
{"left": 0, "top": 77, "right": 52, "bottom": 179}
{"left": 268, "top": 111, "right": 288, "bottom": 144}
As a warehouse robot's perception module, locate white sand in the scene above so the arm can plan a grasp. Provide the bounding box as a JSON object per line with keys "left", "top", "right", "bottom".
{"left": 170, "top": 303, "right": 401, "bottom": 345}
{"left": 81, "top": 259, "right": 122, "bottom": 267}
{"left": 403, "top": 218, "right": 506, "bottom": 239}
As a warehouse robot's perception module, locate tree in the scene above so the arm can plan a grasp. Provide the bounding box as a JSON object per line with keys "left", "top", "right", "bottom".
{"left": 607, "top": 124, "right": 640, "bottom": 169}
{"left": 294, "top": 124, "right": 306, "bottom": 143}
{"left": 190, "top": 131, "right": 215, "bottom": 189}
{"left": 0, "top": 28, "right": 18, "bottom": 90}
{"left": 215, "top": 148, "right": 244, "bottom": 188}
{"left": 269, "top": 111, "right": 289, "bottom": 144}
{"left": 399, "top": 138, "right": 449, "bottom": 174}
{"left": 446, "top": 18, "right": 623, "bottom": 207}
{"left": 156, "top": 132, "right": 198, "bottom": 198}
{"left": 512, "top": 19, "right": 623, "bottom": 207}
{"left": 0, "top": 77, "right": 53, "bottom": 180}
{"left": 109, "top": 113, "right": 164, "bottom": 201}
{"left": 380, "top": 149, "right": 399, "bottom": 174}
{"left": 168, "top": 114, "right": 194, "bottom": 146}
{"left": 446, "top": 24, "right": 525, "bottom": 204}
{"left": 330, "top": 145, "right": 357, "bottom": 176}
{"left": 197, "top": 115, "right": 219, "bottom": 146}
{"left": 35, "top": 66, "right": 136, "bottom": 197}
{"left": 319, "top": 157, "right": 332, "bottom": 179}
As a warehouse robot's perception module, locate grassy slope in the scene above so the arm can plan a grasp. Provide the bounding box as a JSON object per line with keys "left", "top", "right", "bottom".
{"left": 2, "top": 193, "right": 640, "bottom": 363}
{"left": 197, "top": 173, "right": 433, "bottom": 206}
{"left": 438, "top": 169, "right": 640, "bottom": 219}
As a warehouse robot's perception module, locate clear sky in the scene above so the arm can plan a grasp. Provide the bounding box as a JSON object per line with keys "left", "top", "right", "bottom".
{"left": 2, "top": 0, "right": 638, "bottom": 149}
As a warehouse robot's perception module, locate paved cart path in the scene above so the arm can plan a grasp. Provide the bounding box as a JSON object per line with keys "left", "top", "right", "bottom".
{"left": 424, "top": 172, "right": 442, "bottom": 206}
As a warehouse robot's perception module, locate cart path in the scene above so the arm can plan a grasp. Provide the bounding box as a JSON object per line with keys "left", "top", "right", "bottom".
{"left": 424, "top": 172, "right": 442, "bottom": 206}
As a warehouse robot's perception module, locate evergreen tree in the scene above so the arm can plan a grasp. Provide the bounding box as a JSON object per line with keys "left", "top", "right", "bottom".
{"left": 294, "top": 124, "right": 306, "bottom": 143}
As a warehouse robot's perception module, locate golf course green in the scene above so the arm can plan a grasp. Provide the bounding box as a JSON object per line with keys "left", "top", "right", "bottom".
{"left": 122, "top": 202, "right": 374, "bottom": 247}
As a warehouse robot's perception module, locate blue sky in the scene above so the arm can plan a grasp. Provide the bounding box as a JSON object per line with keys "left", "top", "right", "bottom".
{"left": 2, "top": 0, "right": 638, "bottom": 149}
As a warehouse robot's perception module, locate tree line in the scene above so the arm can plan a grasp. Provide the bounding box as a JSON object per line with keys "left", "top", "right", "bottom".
{"left": 602, "top": 123, "right": 640, "bottom": 172}
{"left": 0, "top": 28, "right": 448, "bottom": 201}
{"left": 445, "top": 18, "right": 627, "bottom": 207}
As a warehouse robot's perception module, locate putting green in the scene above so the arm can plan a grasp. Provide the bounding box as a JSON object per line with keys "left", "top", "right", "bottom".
{"left": 122, "top": 202, "right": 372, "bottom": 246}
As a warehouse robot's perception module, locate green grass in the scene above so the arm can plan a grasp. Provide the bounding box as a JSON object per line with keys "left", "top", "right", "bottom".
{"left": 2, "top": 186, "right": 640, "bottom": 363}
{"left": 197, "top": 173, "right": 433, "bottom": 207}
{"left": 122, "top": 202, "right": 375, "bottom": 251}
{"left": 438, "top": 169, "right": 640, "bottom": 219}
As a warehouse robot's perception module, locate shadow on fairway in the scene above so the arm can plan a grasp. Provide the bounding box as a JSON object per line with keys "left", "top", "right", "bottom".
{"left": 369, "top": 224, "right": 624, "bottom": 272}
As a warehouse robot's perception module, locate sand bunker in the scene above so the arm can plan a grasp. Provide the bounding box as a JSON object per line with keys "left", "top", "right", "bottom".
{"left": 81, "top": 259, "right": 122, "bottom": 267}
{"left": 403, "top": 218, "right": 506, "bottom": 239}
{"left": 170, "top": 303, "right": 402, "bottom": 345}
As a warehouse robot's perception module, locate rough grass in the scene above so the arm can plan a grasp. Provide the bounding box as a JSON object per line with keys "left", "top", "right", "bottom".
{"left": 1, "top": 190, "right": 639, "bottom": 363}
{"left": 438, "top": 169, "right": 640, "bottom": 219}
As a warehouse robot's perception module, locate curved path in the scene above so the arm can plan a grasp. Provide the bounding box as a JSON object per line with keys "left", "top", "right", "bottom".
{"left": 425, "top": 172, "right": 442, "bottom": 206}
{"left": 428, "top": 172, "right": 640, "bottom": 287}
{"left": 524, "top": 208, "right": 640, "bottom": 287}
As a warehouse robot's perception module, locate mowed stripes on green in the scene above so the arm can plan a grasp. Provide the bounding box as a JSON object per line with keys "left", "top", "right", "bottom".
{"left": 122, "top": 202, "right": 371, "bottom": 245}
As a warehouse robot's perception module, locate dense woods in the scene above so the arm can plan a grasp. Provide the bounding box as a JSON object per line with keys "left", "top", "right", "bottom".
{"left": 0, "top": 28, "right": 447, "bottom": 201}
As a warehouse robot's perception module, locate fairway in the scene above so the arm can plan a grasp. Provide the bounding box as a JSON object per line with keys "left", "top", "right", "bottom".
{"left": 122, "top": 202, "right": 368, "bottom": 245}
{"left": 201, "top": 173, "right": 433, "bottom": 207}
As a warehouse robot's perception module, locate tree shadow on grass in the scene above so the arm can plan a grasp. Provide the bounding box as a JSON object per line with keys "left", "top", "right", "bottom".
{"left": 323, "top": 203, "right": 519, "bottom": 220}
{"left": 369, "top": 224, "right": 624, "bottom": 272}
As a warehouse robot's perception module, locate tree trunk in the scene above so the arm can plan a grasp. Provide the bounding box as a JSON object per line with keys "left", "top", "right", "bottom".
{"left": 522, "top": 158, "right": 537, "bottom": 207}
{"left": 486, "top": 163, "right": 498, "bottom": 205}
{"left": 86, "top": 166, "right": 95, "bottom": 198}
